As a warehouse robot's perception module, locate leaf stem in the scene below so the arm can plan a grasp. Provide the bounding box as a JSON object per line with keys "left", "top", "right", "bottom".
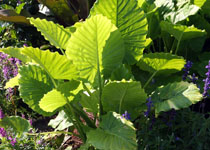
{"left": 174, "top": 39, "right": 181, "bottom": 55}
{"left": 143, "top": 71, "right": 158, "bottom": 89}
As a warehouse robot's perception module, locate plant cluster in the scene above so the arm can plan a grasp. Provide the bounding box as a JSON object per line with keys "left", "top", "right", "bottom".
{"left": 0, "top": 0, "right": 210, "bottom": 149}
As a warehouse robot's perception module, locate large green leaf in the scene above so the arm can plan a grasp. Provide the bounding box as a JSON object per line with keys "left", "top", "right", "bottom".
{"left": 0, "top": 116, "right": 30, "bottom": 137}
{"left": 39, "top": 81, "right": 82, "bottom": 112}
{"left": 0, "top": 47, "right": 31, "bottom": 63}
{"left": 22, "top": 47, "right": 78, "bottom": 80}
{"left": 19, "top": 65, "right": 54, "bottom": 116}
{"left": 87, "top": 112, "right": 137, "bottom": 150}
{"left": 152, "top": 82, "right": 203, "bottom": 114}
{"left": 90, "top": 0, "right": 147, "bottom": 64}
{"left": 29, "top": 18, "right": 72, "bottom": 50}
{"left": 160, "top": 21, "right": 207, "bottom": 41}
{"left": 66, "top": 15, "right": 125, "bottom": 84}
{"left": 102, "top": 81, "right": 147, "bottom": 119}
{"left": 137, "top": 53, "right": 186, "bottom": 75}
{"left": 48, "top": 110, "right": 73, "bottom": 131}
{"left": 155, "top": 0, "right": 199, "bottom": 24}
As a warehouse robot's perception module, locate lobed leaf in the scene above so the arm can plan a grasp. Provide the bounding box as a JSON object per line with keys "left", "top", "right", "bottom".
{"left": 66, "top": 15, "right": 125, "bottom": 84}
{"left": 29, "top": 18, "right": 73, "bottom": 50}
{"left": 152, "top": 82, "right": 203, "bottom": 114}
{"left": 22, "top": 47, "right": 78, "bottom": 80}
{"left": 19, "top": 65, "right": 54, "bottom": 116}
{"left": 137, "top": 53, "right": 186, "bottom": 75}
{"left": 86, "top": 112, "right": 137, "bottom": 150}
{"left": 102, "top": 81, "right": 147, "bottom": 119}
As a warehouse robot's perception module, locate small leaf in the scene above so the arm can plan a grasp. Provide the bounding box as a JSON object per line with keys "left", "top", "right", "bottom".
{"left": 137, "top": 53, "right": 186, "bottom": 75}
{"left": 29, "top": 18, "right": 72, "bottom": 50}
{"left": 19, "top": 65, "right": 54, "bottom": 116}
{"left": 90, "top": 0, "right": 147, "bottom": 64}
{"left": 48, "top": 110, "right": 73, "bottom": 131}
{"left": 22, "top": 47, "right": 78, "bottom": 80}
{"left": 5, "top": 74, "right": 19, "bottom": 89}
{"left": 87, "top": 112, "right": 137, "bottom": 150}
{"left": 102, "top": 81, "right": 147, "bottom": 119}
{"left": 0, "top": 116, "right": 30, "bottom": 137}
{"left": 151, "top": 82, "right": 203, "bottom": 114}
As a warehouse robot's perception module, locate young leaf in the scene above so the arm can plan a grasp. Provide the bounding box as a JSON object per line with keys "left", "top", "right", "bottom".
{"left": 102, "top": 81, "right": 147, "bottom": 119}
{"left": 90, "top": 0, "right": 147, "bottom": 64}
{"left": 29, "top": 18, "right": 72, "bottom": 50}
{"left": 66, "top": 15, "right": 125, "bottom": 84}
{"left": 48, "top": 110, "right": 73, "bottom": 131}
{"left": 0, "top": 116, "right": 30, "bottom": 137}
{"left": 39, "top": 81, "right": 82, "bottom": 112}
{"left": 151, "top": 82, "right": 203, "bottom": 114}
{"left": 22, "top": 47, "right": 78, "bottom": 80}
{"left": 137, "top": 53, "right": 186, "bottom": 75}
{"left": 19, "top": 65, "right": 54, "bottom": 116}
{"left": 86, "top": 112, "right": 137, "bottom": 150}
{"left": 160, "top": 21, "right": 207, "bottom": 41}
{"left": 5, "top": 74, "right": 19, "bottom": 89}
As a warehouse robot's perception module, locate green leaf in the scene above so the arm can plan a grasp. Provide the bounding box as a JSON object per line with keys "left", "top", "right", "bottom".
{"left": 48, "top": 110, "right": 73, "bottom": 131}
{"left": 19, "top": 65, "right": 54, "bottom": 116}
{"left": 80, "top": 91, "right": 99, "bottom": 114}
{"left": 151, "top": 82, "right": 203, "bottom": 114}
{"left": 0, "top": 116, "right": 30, "bottom": 137}
{"left": 102, "top": 81, "right": 147, "bottom": 119}
{"left": 29, "top": 18, "right": 72, "bottom": 50}
{"left": 5, "top": 74, "right": 19, "bottom": 89}
{"left": 155, "top": 0, "right": 199, "bottom": 24}
{"left": 194, "top": 0, "right": 210, "bottom": 16}
{"left": 110, "top": 64, "right": 134, "bottom": 81}
{"left": 87, "top": 112, "right": 137, "bottom": 150}
{"left": 0, "top": 47, "right": 31, "bottom": 63}
{"left": 137, "top": 53, "right": 186, "bottom": 75}
{"left": 15, "top": 3, "right": 25, "bottom": 14}
{"left": 160, "top": 21, "right": 207, "bottom": 41}
{"left": 90, "top": 0, "right": 147, "bottom": 64}
{"left": 66, "top": 15, "right": 125, "bottom": 84}
{"left": 39, "top": 81, "right": 82, "bottom": 112}
{"left": 22, "top": 47, "right": 78, "bottom": 80}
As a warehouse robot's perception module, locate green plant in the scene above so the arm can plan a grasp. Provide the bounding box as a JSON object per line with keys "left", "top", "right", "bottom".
{"left": 0, "top": 0, "right": 206, "bottom": 149}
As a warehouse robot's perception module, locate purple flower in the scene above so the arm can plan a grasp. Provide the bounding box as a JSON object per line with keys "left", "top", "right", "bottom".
{"left": 23, "top": 43, "right": 28, "bottom": 47}
{"left": 21, "top": 113, "right": 25, "bottom": 119}
{"left": 0, "top": 109, "right": 4, "bottom": 119}
{"left": 144, "top": 97, "right": 153, "bottom": 117}
{"left": 203, "top": 60, "right": 210, "bottom": 98}
{"left": 122, "top": 111, "right": 131, "bottom": 120}
{"left": 182, "top": 61, "right": 193, "bottom": 81}
{"left": 8, "top": 136, "right": 17, "bottom": 146}
{"left": 6, "top": 88, "right": 14, "bottom": 100}
{"left": 0, "top": 128, "right": 7, "bottom": 137}
{"left": 191, "top": 73, "right": 198, "bottom": 84}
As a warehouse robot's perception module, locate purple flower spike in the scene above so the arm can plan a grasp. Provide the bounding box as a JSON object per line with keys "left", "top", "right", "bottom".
{"left": 29, "top": 118, "right": 33, "bottom": 126}
{"left": 144, "top": 97, "right": 154, "bottom": 117}
{"left": 203, "top": 60, "right": 210, "bottom": 98}
{"left": 122, "top": 111, "right": 131, "bottom": 120}
{"left": 0, "top": 128, "right": 7, "bottom": 137}
{"left": 182, "top": 61, "right": 193, "bottom": 81}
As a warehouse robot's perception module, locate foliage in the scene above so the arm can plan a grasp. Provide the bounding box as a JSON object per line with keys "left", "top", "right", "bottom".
{"left": 1, "top": 0, "right": 210, "bottom": 149}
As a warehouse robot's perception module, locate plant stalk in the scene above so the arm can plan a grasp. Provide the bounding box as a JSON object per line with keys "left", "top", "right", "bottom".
{"left": 143, "top": 71, "right": 158, "bottom": 89}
